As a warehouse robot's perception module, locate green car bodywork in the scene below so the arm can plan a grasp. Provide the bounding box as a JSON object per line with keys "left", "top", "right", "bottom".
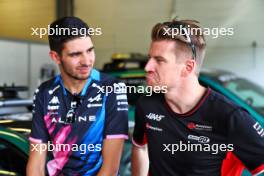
{"left": 0, "top": 126, "right": 29, "bottom": 154}
{"left": 0, "top": 126, "right": 29, "bottom": 176}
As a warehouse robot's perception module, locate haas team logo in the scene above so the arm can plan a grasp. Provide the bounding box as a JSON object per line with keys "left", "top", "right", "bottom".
{"left": 146, "top": 113, "right": 165, "bottom": 121}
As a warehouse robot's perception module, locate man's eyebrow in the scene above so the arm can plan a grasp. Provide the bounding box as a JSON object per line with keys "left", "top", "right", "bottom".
{"left": 87, "top": 46, "right": 94, "bottom": 51}
{"left": 67, "top": 51, "right": 82, "bottom": 56}
{"left": 67, "top": 46, "right": 94, "bottom": 56}
{"left": 148, "top": 54, "right": 165, "bottom": 60}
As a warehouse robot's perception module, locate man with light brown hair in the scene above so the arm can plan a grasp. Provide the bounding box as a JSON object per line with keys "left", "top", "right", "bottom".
{"left": 131, "top": 19, "right": 264, "bottom": 176}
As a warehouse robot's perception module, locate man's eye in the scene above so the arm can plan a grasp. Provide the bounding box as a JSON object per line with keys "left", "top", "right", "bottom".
{"left": 69, "top": 53, "right": 80, "bottom": 57}
{"left": 156, "top": 59, "right": 162, "bottom": 62}
{"left": 87, "top": 48, "right": 94, "bottom": 53}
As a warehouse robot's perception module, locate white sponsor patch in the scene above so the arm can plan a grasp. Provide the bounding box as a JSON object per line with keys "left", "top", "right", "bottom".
{"left": 87, "top": 103, "right": 102, "bottom": 108}
{"left": 48, "top": 105, "right": 59, "bottom": 110}
{"left": 117, "top": 107, "right": 128, "bottom": 111}
{"left": 117, "top": 101, "right": 128, "bottom": 105}
{"left": 116, "top": 94, "right": 127, "bottom": 100}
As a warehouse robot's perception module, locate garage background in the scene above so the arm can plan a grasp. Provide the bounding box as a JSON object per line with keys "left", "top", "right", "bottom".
{"left": 0, "top": 0, "right": 263, "bottom": 97}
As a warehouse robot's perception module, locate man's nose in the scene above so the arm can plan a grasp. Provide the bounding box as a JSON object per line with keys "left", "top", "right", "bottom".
{"left": 145, "top": 58, "right": 155, "bottom": 72}
{"left": 80, "top": 53, "right": 91, "bottom": 65}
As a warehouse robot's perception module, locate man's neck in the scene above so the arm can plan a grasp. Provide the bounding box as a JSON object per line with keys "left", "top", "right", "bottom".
{"left": 164, "top": 79, "right": 206, "bottom": 114}
{"left": 60, "top": 74, "right": 87, "bottom": 95}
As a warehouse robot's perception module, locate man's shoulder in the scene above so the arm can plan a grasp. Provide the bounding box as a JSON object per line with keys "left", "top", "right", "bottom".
{"left": 208, "top": 89, "right": 241, "bottom": 110}
{"left": 35, "top": 76, "right": 60, "bottom": 95}
{"left": 205, "top": 89, "right": 249, "bottom": 123}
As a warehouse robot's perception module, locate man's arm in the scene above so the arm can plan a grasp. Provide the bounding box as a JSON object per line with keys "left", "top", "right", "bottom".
{"left": 132, "top": 96, "right": 149, "bottom": 176}
{"left": 227, "top": 108, "right": 264, "bottom": 175}
{"left": 26, "top": 142, "right": 47, "bottom": 176}
{"left": 27, "top": 87, "right": 49, "bottom": 176}
{"left": 132, "top": 144, "right": 149, "bottom": 176}
{"left": 96, "top": 139, "right": 124, "bottom": 176}
{"left": 98, "top": 81, "right": 128, "bottom": 175}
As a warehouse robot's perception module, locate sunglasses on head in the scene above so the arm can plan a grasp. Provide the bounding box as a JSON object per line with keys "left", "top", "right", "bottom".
{"left": 162, "top": 21, "right": 197, "bottom": 60}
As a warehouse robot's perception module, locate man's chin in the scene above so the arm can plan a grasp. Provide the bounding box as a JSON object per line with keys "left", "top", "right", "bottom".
{"left": 71, "top": 73, "right": 89, "bottom": 80}
{"left": 77, "top": 75, "right": 89, "bottom": 80}
{"left": 146, "top": 79, "right": 157, "bottom": 87}
{"left": 77, "top": 70, "right": 92, "bottom": 80}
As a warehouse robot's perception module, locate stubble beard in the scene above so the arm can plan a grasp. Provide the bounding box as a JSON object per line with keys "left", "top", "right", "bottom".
{"left": 61, "top": 62, "right": 90, "bottom": 81}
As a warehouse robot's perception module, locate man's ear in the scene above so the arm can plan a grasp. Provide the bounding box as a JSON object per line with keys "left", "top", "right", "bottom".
{"left": 49, "top": 51, "right": 61, "bottom": 64}
{"left": 181, "top": 59, "right": 195, "bottom": 77}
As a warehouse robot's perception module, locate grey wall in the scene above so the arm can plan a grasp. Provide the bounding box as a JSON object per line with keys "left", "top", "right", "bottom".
{"left": 174, "top": 0, "right": 264, "bottom": 86}
{"left": 0, "top": 39, "right": 56, "bottom": 98}
{"left": 0, "top": 40, "right": 29, "bottom": 87}
{"left": 75, "top": 0, "right": 173, "bottom": 68}
{"left": 30, "top": 44, "right": 56, "bottom": 96}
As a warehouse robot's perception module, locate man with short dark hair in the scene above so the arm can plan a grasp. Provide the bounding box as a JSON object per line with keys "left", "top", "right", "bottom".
{"left": 132, "top": 19, "right": 264, "bottom": 176}
{"left": 27, "top": 17, "right": 128, "bottom": 176}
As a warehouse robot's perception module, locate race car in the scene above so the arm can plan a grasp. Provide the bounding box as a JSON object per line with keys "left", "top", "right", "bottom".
{"left": 0, "top": 125, "right": 29, "bottom": 176}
